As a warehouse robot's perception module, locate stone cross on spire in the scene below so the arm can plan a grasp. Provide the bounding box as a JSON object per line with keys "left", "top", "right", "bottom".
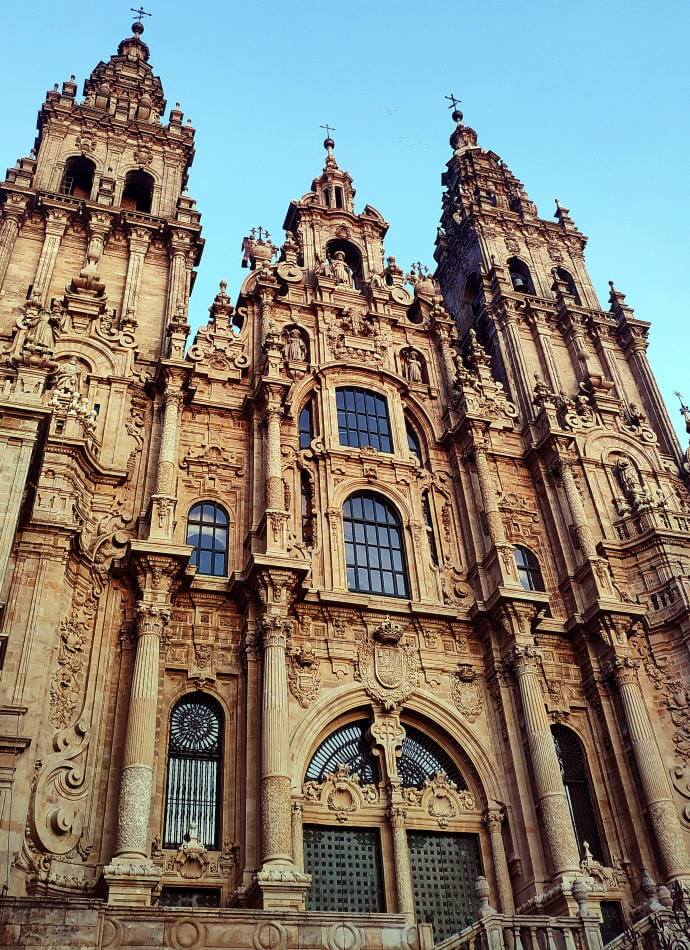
{"left": 130, "top": 6, "right": 152, "bottom": 24}
{"left": 445, "top": 93, "right": 461, "bottom": 112}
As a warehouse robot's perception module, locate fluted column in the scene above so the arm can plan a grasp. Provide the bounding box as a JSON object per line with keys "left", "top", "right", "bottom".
{"left": 165, "top": 229, "right": 191, "bottom": 324}
{"left": 120, "top": 225, "right": 152, "bottom": 329}
{"left": 262, "top": 385, "right": 288, "bottom": 552}
{"left": 388, "top": 806, "right": 415, "bottom": 916}
{"left": 472, "top": 443, "right": 506, "bottom": 547}
{"left": 501, "top": 314, "right": 532, "bottom": 420}
{"left": 610, "top": 657, "right": 690, "bottom": 879}
{"left": 508, "top": 644, "right": 581, "bottom": 875}
{"left": 114, "top": 602, "right": 170, "bottom": 858}
{"left": 483, "top": 808, "right": 514, "bottom": 912}
{"left": 626, "top": 337, "right": 682, "bottom": 460}
{"left": 553, "top": 453, "right": 597, "bottom": 559}
{"left": 32, "top": 207, "right": 71, "bottom": 301}
{"left": 435, "top": 322, "right": 459, "bottom": 392}
{"left": 0, "top": 195, "right": 28, "bottom": 291}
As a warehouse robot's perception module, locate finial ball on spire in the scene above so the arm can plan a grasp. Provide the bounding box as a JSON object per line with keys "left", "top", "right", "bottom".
{"left": 323, "top": 137, "right": 335, "bottom": 151}
{"left": 132, "top": 21, "right": 144, "bottom": 35}
{"left": 452, "top": 109, "right": 464, "bottom": 124}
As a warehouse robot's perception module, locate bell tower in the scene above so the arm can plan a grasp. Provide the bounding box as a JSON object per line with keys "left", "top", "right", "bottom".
{"left": 434, "top": 105, "right": 681, "bottom": 462}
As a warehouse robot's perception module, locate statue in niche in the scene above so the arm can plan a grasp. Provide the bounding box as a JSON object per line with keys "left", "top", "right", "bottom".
{"left": 615, "top": 457, "right": 651, "bottom": 512}
{"left": 404, "top": 350, "right": 423, "bottom": 384}
{"left": 54, "top": 357, "right": 81, "bottom": 395}
{"left": 331, "top": 251, "right": 355, "bottom": 288}
{"left": 317, "top": 256, "right": 333, "bottom": 278}
{"left": 284, "top": 329, "right": 307, "bottom": 364}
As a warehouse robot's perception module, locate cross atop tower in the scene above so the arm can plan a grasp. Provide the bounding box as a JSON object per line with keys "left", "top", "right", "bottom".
{"left": 445, "top": 93, "right": 461, "bottom": 112}
{"left": 319, "top": 123, "right": 336, "bottom": 140}
{"left": 130, "top": 6, "right": 151, "bottom": 24}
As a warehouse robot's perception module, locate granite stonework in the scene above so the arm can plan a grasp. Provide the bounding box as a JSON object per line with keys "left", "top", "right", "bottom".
{"left": 1, "top": 15, "right": 690, "bottom": 950}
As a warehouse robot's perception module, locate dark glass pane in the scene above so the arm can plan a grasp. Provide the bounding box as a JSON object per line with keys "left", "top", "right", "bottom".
{"left": 335, "top": 387, "right": 392, "bottom": 453}
{"left": 342, "top": 491, "right": 409, "bottom": 598}
{"left": 186, "top": 503, "right": 229, "bottom": 577}
{"left": 552, "top": 725, "right": 606, "bottom": 862}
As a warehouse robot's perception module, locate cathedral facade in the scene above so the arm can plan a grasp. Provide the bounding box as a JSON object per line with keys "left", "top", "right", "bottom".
{"left": 0, "top": 20, "right": 689, "bottom": 950}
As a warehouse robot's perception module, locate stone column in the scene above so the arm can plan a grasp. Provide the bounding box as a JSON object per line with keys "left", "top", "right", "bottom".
{"left": 501, "top": 314, "right": 532, "bottom": 420}
{"left": 434, "top": 321, "right": 459, "bottom": 392}
{"left": 104, "top": 600, "right": 170, "bottom": 905}
{"left": 149, "top": 376, "right": 184, "bottom": 541}
{"left": 626, "top": 337, "right": 682, "bottom": 460}
{"left": 388, "top": 806, "right": 415, "bottom": 916}
{"left": 32, "top": 207, "right": 71, "bottom": 301}
{"left": 253, "top": 611, "right": 310, "bottom": 908}
{"left": 471, "top": 443, "right": 506, "bottom": 547}
{"left": 610, "top": 657, "right": 690, "bottom": 879}
{"left": 165, "top": 229, "right": 191, "bottom": 324}
{"left": 483, "top": 808, "right": 514, "bottom": 912}
{"left": 120, "top": 225, "right": 152, "bottom": 330}
{"left": 291, "top": 801, "right": 304, "bottom": 872}
{"left": 508, "top": 644, "right": 581, "bottom": 875}
{"left": 263, "top": 386, "right": 288, "bottom": 552}
{"left": 0, "top": 194, "right": 28, "bottom": 291}
{"left": 552, "top": 453, "right": 597, "bottom": 560}
{"left": 527, "top": 312, "right": 561, "bottom": 394}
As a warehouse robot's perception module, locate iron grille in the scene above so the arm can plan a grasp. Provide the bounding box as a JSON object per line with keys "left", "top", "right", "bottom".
{"left": 600, "top": 901, "right": 625, "bottom": 945}
{"left": 163, "top": 694, "right": 222, "bottom": 849}
{"left": 159, "top": 887, "right": 221, "bottom": 908}
{"left": 305, "top": 720, "right": 379, "bottom": 784}
{"left": 303, "top": 825, "right": 385, "bottom": 914}
{"left": 408, "top": 831, "right": 482, "bottom": 941}
{"left": 399, "top": 727, "right": 467, "bottom": 790}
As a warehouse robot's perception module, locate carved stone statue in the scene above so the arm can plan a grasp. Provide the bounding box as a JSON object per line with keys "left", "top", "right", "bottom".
{"left": 23, "top": 300, "right": 63, "bottom": 354}
{"left": 317, "top": 256, "right": 333, "bottom": 278}
{"left": 404, "top": 350, "right": 423, "bottom": 384}
{"left": 54, "top": 357, "right": 80, "bottom": 395}
{"left": 615, "top": 457, "right": 650, "bottom": 512}
{"left": 284, "top": 329, "right": 307, "bottom": 364}
{"left": 331, "top": 251, "right": 354, "bottom": 287}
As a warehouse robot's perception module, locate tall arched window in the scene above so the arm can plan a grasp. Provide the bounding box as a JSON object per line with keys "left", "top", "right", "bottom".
{"left": 299, "top": 399, "right": 313, "bottom": 450}
{"left": 508, "top": 257, "right": 535, "bottom": 295}
{"left": 122, "top": 169, "right": 154, "bottom": 213}
{"left": 406, "top": 421, "right": 422, "bottom": 464}
{"left": 514, "top": 545, "right": 545, "bottom": 592}
{"left": 186, "top": 503, "right": 228, "bottom": 576}
{"left": 60, "top": 156, "right": 95, "bottom": 199}
{"left": 164, "top": 693, "right": 223, "bottom": 849}
{"left": 552, "top": 725, "right": 605, "bottom": 862}
{"left": 343, "top": 491, "right": 408, "bottom": 598}
{"left": 554, "top": 267, "right": 582, "bottom": 305}
{"left": 336, "top": 387, "right": 392, "bottom": 452}
{"left": 463, "top": 272, "right": 482, "bottom": 317}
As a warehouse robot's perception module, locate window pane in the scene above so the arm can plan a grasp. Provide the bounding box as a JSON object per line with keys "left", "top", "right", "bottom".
{"left": 336, "top": 387, "right": 392, "bottom": 453}
{"left": 342, "top": 492, "right": 409, "bottom": 598}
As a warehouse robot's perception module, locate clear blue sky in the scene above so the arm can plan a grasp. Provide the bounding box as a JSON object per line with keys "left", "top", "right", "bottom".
{"left": 4, "top": 0, "right": 688, "bottom": 441}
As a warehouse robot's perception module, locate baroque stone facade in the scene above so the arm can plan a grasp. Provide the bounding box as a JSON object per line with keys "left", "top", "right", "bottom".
{"left": 1, "top": 20, "right": 690, "bottom": 950}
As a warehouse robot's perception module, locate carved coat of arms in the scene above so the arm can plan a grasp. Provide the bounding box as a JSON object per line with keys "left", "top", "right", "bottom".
{"left": 356, "top": 620, "right": 419, "bottom": 711}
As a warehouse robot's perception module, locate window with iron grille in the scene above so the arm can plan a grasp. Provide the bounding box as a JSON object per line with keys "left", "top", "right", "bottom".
{"left": 408, "top": 831, "right": 482, "bottom": 942}
{"left": 514, "top": 545, "right": 545, "bottom": 592}
{"left": 552, "top": 724, "right": 606, "bottom": 863}
{"left": 304, "top": 825, "right": 385, "bottom": 914}
{"left": 186, "top": 502, "right": 228, "bottom": 577}
{"left": 305, "top": 719, "right": 379, "bottom": 784}
{"left": 163, "top": 694, "right": 222, "bottom": 850}
{"left": 399, "top": 726, "right": 467, "bottom": 789}
{"left": 336, "top": 387, "right": 392, "bottom": 452}
{"left": 343, "top": 491, "right": 408, "bottom": 598}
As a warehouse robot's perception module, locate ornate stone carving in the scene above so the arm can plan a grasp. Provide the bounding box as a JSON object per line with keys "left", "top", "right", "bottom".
{"left": 450, "top": 663, "right": 484, "bottom": 723}
{"left": 170, "top": 820, "right": 210, "bottom": 879}
{"left": 303, "top": 764, "right": 379, "bottom": 822}
{"left": 287, "top": 644, "right": 321, "bottom": 708}
{"left": 355, "top": 624, "right": 419, "bottom": 711}
{"left": 402, "top": 771, "right": 475, "bottom": 826}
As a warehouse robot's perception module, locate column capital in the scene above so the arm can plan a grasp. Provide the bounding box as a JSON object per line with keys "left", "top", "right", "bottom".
{"left": 482, "top": 807, "right": 505, "bottom": 831}
{"left": 258, "top": 613, "right": 293, "bottom": 649}
{"left": 135, "top": 601, "right": 171, "bottom": 638}
{"left": 387, "top": 805, "right": 408, "bottom": 828}
{"left": 2, "top": 191, "right": 30, "bottom": 222}
{"left": 605, "top": 655, "right": 641, "bottom": 686}
{"left": 504, "top": 642, "right": 542, "bottom": 675}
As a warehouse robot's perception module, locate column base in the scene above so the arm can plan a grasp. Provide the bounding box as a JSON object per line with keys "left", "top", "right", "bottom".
{"left": 248, "top": 861, "right": 311, "bottom": 910}
{"left": 103, "top": 859, "right": 161, "bottom": 907}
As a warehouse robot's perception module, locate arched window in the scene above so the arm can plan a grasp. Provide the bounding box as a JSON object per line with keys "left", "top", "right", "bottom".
{"left": 554, "top": 267, "right": 582, "bottom": 305}
{"left": 299, "top": 399, "right": 313, "bottom": 450}
{"left": 514, "top": 545, "right": 545, "bottom": 592}
{"left": 422, "top": 491, "right": 438, "bottom": 566}
{"left": 164, "top": 693, "right": 222, "bottom": 849}
{"left": 343, "top": 491, "right": 408, "bottom": 598}
{"left": 399, "top": 726, "right": 467, "bottom": 789}
{"left": 508, "top": 257, "right": 535, "bottom": 295}
{"left": 121, "top": 169, "right": 154, "bottom": 213}
{"left": 60, "top": 156, "right": 95, "bottom": 199}
{"left": 552, "top": 725, "right": 605, "bottom": 862}
{"left": 186, "top": 503, "right": 228, "bottom": 577}
{"left": 305, "top": 719, "right": 379, "bottom": 784}
{"left": 463, "top": 273, "right": 482, "bottom": 317}
{"left": 336, "top": 387, "right": 392, "bottom": 452}
{"left": 406, "top": 421, "right": 422, "bottom": 464}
